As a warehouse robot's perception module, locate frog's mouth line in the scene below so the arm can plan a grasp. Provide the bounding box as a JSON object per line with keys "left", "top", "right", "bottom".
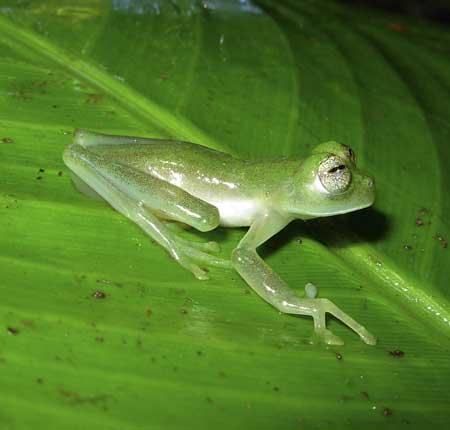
{"left": 300, "top": 200, "right": 375, "bottom": 218}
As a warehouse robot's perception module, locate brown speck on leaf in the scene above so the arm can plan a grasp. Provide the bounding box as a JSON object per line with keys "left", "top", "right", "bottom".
{"left": 383, "top": 407, "right": 393, "bottom": 417}
{"left": 361, "top": 391, "right": 370, "bottom": 400}
{"left": 92, "top": 290, "right": 107, "bottom": 299}
{"left": 403, "top": 244, "right": 412, "bottom": 251}
{"left": 340, "top": 395, "right": 353, "bottom": 402}
{"left": 32, "top": 81, "right": 48, "bottom": 87}
{"left": 86, "top": 93, "right": 103, "bottom": 104}
{"left": 387, "top": 22, "right": 407, "bottom": 32}
{"left": 180, "top": 308, "right": 188, "bottom": 314}
{"left": 419, "top": 208, "right": 428, "bottom": 216}
{"left": 160, "top": 74, "right": 168, "bottom": 81}
{"left": 60, "top": 389, "right": 80, "bottom": 399}
{"left": 20, "top": 319, "right": 34, "bottom": 328}
{"left": 435, "top": 235, "right": 448, "bottom": 249}
{"left": 7, "top": 326, "right": 19, "bottom": 335}
{"left": 415, "top": 218, "right": 424, "bottom": 226}
{"left": 146, "top": 308, "right": 153, "bottom": 317}
{"left": 14, "top": 90, "right": 32, "bottom": 100}
{"left": 2, "top": 137, "right": 13, "bottom": 144}
{"left": 335, "top": 352, "right": 343, "bottom": 360}
{"left": 389, "top": 349, "right": 405, "bottom": 358}
{"left": 95, "top": 336, "right": 104, "bottom": 343}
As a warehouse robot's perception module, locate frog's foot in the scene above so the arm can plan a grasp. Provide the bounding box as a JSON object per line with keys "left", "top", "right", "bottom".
{"left": 312, "top": 298, "right": 377, "bottom": 346}
{"left": 170, "top": 240, "right": 231, "bottom": 280}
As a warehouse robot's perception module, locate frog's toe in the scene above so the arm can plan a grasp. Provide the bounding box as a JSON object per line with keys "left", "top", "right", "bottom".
{"left": 176, "top": 237, "right": 220, "bottom": 253}
{"left": 359, "top": 328, "right": 377, "bottom": 345}
{"left": 316, "top": 329, "right": 344, "bottom": 346}
{"left": 176, "top": 256, "right": 209, "bottom": 280}
{"left": 192, "top": 250, "right": 231, "bottom": 269}
{"left": 205, "top": 241, "right": 221, "bottom": 253}
{"left": 191, "top": 240, "right": 221, "bottom": 253}
{"left": 192, "top": 268, "right": 210, "bottom": 281}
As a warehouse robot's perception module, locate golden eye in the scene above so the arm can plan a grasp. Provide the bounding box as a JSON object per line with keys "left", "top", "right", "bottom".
{"left": 318, "top": 155, "right": 351, "bottom": 194}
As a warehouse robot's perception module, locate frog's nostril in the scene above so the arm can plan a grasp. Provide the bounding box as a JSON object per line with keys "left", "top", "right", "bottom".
{"left": 367, "top": 178, "right": 374, "bottom": 188}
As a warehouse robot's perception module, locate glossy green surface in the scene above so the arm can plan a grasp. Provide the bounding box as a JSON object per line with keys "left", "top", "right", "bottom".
{"left": 1, "top": 0, "right": 450, "bottom": 428}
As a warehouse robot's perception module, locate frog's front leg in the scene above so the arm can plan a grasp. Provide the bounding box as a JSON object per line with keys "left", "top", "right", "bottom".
{"left": 63, "top": 143, "right": 231, "bottom": 279}
{"left": 231, "top": 210, "right": 376, "bottom": 345}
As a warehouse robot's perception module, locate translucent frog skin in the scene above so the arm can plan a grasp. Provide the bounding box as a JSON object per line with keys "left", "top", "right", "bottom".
{"left": 63, "top": 130, "right": 376, "bottom": 345}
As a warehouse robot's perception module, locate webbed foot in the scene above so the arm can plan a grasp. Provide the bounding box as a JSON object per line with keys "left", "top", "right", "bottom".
{"left": 311, "top": 298, "right": 377, "bottom": 346}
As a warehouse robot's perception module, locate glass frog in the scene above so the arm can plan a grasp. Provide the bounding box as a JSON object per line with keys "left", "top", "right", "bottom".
{"left": 63, "top": 130, "right": 376, "bottom": 346}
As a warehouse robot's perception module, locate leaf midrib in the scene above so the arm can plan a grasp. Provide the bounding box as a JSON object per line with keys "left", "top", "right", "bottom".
{"left": 0, "top": 13, "right": 229, "bottom": 153}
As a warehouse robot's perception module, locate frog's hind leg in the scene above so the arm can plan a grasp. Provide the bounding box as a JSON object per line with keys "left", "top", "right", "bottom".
{"left": 63, "top": 143, "right": 231, "bottom": 279}
{"left": 74, "top": 129, "right": 176, "bottom": 148}
{"left": 70, "top": 171, "right": 104, "bottom": 201}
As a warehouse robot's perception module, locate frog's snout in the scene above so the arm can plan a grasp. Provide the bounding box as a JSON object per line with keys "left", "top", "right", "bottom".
{"left": 364, "top": 176, "right": 376, "bottom": 206}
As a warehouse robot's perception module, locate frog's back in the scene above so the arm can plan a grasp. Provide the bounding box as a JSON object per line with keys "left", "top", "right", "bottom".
{"left": 85, "top": 136, "right": 301, "bottom": 226}
{"left": 90, "top": 139, "right": 238, "bottom": 176}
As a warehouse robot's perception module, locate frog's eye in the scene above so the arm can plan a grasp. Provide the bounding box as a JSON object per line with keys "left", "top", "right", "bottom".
{"left": 318, "top": 155, "right": 351, "bottom": 194}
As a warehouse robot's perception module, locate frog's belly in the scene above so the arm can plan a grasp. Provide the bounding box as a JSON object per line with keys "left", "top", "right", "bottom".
{"left": 207, "top": 197, "right": 261, "bottom": 227}
{"left": 148, "top": 169, "right": 261, "bottom": 227}
{"left": 176, "top": 191, "right": 261, "bottom": 227}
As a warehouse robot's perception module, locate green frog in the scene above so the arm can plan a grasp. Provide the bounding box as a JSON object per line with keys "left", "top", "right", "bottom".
{"left": 64, "top": 129, "right": 376, "bottom": 345}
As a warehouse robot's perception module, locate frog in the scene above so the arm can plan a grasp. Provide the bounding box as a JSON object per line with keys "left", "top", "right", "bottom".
{"left": 63, "top": 129, "right": 376, "bottom": 346}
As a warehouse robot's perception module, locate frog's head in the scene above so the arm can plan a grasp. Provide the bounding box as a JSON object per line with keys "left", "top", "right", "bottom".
{"left": 287, "top": 142, "right": 375, "bottom": 219}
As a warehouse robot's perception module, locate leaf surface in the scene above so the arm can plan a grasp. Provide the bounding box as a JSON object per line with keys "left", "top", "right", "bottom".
{"left": 1, "top": 0, "right": 450, "bottom": 428}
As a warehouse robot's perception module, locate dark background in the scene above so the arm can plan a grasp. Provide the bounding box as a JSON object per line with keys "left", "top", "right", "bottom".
{"left": 342, "top": 0, "right": 450, "bottom": 24}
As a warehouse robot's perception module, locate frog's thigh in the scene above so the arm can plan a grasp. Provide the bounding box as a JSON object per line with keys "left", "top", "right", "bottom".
{"left": 64, "top": 144, "right": 220, "bottom": 232}
{"left": 74, "top": 128, "right": 178, "bottom": 148}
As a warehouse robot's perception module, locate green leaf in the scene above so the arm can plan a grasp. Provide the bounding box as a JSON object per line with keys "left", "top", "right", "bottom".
{"left": 1, "top": 0, "right": 450, "bottom": 428}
